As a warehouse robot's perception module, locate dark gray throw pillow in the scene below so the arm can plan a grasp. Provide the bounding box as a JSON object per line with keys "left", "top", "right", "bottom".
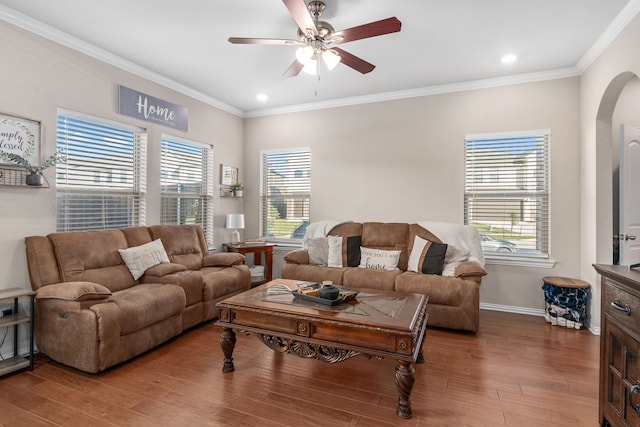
{"left": 421, "top": 242, "right": 448, "bottom": 275}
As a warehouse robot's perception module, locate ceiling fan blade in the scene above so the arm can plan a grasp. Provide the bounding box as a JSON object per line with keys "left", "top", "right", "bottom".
{"left": 282, "top": 0, "right": 318, "bottom": 35}
{"left": 333, "top": 48, "right": 375, "bottom": 74}
{"left": 283, "top": 60, "right": 304, "bottom": 77}
{"left": 333, "top": 17, "right": 402, "bottom": 44}
{"left": 228, "top": 37, "right": 299, "bottom": 45}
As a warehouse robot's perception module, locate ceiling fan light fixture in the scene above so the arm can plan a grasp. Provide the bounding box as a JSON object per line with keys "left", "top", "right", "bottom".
{"left": 302, "top": 58, "right": 318, "bottom": 75}
{"left": 323, "top": 49, "right": 341, "bottom": 70}
{"left": 296, "top": 45, "right": 314, "bottom": 65}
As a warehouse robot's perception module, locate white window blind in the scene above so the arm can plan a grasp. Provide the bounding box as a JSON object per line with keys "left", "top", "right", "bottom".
{"left": 261, "top": 149, "right": 311, "bottom": 242}
{"left": 56, "top": 112, "right": 147, "bottom": 232}
{"left": 160, "top": 136, "right": 214, "bottom": 247}
{"left": 464, "top": 130, "right": 550, "bottom": 257}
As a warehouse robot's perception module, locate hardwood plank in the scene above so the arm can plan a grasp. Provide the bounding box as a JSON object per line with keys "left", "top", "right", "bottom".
{"left": 0, "top": 310, "right": 600, "bottom": 426}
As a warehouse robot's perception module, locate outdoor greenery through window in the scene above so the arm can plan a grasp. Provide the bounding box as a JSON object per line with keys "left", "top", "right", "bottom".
{"left": 464, "top": 130, "right": 550, "bottom": 258}
{"left": 56, "top": 111, "right": 147, "bottom": 231}
{"left": 261, "top": 148, "right": 311, "bottom": 242}
{"left": 160, "top": 136, "right": 214, "bottom": 247}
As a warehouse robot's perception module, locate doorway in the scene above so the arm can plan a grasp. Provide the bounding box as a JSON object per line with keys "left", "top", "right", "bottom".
{"left": 610, "top": 75, "right": 640, "bottom": 265}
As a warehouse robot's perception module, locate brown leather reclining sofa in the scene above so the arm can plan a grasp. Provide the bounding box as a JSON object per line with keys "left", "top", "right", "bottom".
{"left": 281, "top": 222, "right": 487, "bottom": 332}
{"left": 25, "top": 224, "right": 250, "bottom": 373}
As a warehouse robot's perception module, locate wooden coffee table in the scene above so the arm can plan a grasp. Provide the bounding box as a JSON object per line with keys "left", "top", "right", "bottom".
{"left": 215, "top": 279, "right": 428, "bottom": 418}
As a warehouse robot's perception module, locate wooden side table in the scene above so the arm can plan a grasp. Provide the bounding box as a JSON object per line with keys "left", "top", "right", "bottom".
{"left": 223, "top": 242, "right": 277, "bottom": 286}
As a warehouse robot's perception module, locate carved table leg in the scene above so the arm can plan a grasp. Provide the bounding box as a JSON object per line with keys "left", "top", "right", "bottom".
{"left": 395, "top": 360, "right": 415, "bottom": 418}
{"left": 220, "top": 328, "right": 236, "bottom": 373}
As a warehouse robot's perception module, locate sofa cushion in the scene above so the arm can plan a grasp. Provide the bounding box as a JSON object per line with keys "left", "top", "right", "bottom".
{"left": 280, "top": 263, "right": 347, "bottom": 285}
{"left": 407, "top": 236, "right": 447, "bottom": 275}
{"left": 442, "top": 245, "right": 471, "bottom": 276}
{"left": 359, "top": 247, "right": 401, "bottom": 270}
{"left": 342, "top": 267, "right": 400, "bottom": 291}
{"left": 118, "top": 239, "right": 170, "bottom": 280}
{"left": 148, "top": 225, "right": 206, "bottom": 270}
{"left": 306, "top": 237, "right": 329, "bottom": 265}
{"left": 395, "top": 272, "right": 472, "bottom": 306}
{"left": 102, "top": 283, "right": 185, "bottom": 335}
{"left": 48, "top": 229, "right": 135, "bottom": 292}
{"left": 327, "top": 235, "right": 361, "bottom": 267}
{"left": 327, "top": 235, "right": 342, "bottom": 267}
{"left": 343, "top": 235, "right": 362, "bottom": 267}
{"left": 201, "top": 266, "right": 249, "bottom": 300}
{"left": 361, "top": 223, "right": 409, "bottom": 270}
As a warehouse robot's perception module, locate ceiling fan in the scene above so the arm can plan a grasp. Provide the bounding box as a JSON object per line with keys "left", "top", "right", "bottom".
{"left": 228, "top": 0, "right": 401, "bottom": 77}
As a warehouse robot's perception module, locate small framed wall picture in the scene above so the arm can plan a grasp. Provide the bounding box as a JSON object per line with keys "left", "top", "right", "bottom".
{"left": 221, "top": 165, "right": 238, "bottom": 186}
{"left": 0, "top": 113, "right": 41, "bottom": 167}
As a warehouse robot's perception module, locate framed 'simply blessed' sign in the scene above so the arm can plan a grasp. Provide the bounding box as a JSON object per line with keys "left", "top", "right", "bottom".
{"left": 0, "top": 113, "right": 41, "bottom": 166}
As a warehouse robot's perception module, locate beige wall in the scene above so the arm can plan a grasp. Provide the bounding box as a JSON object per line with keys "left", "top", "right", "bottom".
{"left": 0, "top": 21, "right": 245, "bottom": 296}
{"left": 245, "top": 77, "right": 582, "bottom": 316}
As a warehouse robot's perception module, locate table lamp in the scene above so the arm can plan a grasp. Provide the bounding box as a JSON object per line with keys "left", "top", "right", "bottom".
{"left": 226, "top": 213, "right": 245, "bottom": 244}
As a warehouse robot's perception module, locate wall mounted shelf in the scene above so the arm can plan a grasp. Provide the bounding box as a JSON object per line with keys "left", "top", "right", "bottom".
{"left": 219, "top": 185, "right": 242, "bottom": 198}
{"left": 0, "top": 167, "right": 50, "bottom": 188}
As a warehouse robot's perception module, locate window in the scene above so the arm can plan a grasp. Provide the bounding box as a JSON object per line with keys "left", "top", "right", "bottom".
{"left": 464, "top": 130, "right": 550, "bottom": 259}
{"left": 261, "top": 148, "right": 311, "bottom": 242}
{"left": 56, "top": 111, "right": 147, "bottom": 231}
{"left": 160, "top": 136, "right": 214, "bottom": 247}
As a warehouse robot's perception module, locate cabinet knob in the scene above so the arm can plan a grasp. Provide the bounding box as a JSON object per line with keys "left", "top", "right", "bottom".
{"left": 631, "top": 383, "right": 640, "bottom": 414}
{"left": 611, "top": 300, "right": 632, "bottom": 315}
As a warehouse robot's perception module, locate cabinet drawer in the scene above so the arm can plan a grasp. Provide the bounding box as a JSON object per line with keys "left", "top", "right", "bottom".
{"left": 604, "top": 278, "right": 640, "bottom": 331}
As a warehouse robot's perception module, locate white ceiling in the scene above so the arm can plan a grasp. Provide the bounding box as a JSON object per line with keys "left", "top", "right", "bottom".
{"left": 0, "top": 0, "right": 636, "bottom": 116}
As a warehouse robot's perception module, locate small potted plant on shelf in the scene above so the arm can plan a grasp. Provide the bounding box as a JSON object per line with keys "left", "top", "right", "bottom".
{"left": 0, "top": 150, "right": 66, "bottom": 186}
{"left": 232, "top": 182, "right": 244, "bottom": 197}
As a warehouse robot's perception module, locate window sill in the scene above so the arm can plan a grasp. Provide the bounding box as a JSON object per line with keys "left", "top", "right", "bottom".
{"left": 485, "top": 255, "right": 556, "bottom": 269}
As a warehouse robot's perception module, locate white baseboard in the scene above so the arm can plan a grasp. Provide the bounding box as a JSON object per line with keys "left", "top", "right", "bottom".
{"left": 480, "top": 302, "right": 545, "bottom": 316}
{"left": 479, "top": 302, "right": 600, "bottom": 335}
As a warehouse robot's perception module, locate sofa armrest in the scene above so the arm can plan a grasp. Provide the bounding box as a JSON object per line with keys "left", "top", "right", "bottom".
{"left": 284, "top": 249, "right": 309, "bottom": 265}
{"left": 455, "top": 261, "right": 487, "bottom": 279}
{"left": 202, "top": 252, "right": 245, "bottom": 267}
{"left": 141, "top": 269, "right": 203, "bottom": 289}
{"left": 145, "top": 263, "right": 187, "bottom": 276}
{"left": 36, "top": 281, "right": 112, "bottom": 302}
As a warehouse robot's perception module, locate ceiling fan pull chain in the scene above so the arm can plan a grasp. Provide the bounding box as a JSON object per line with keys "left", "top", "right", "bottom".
{"left": 315, "top": 65, "right": 321, "bottom": 97}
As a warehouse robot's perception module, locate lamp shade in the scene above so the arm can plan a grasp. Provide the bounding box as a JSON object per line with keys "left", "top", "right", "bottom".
{"left": 302, "top": 58, "right": 318, "bottom": 75}
{"left": 295, "top": 45, "right": 314, "bottom": 65}
{"left": 323, "top": 49, "right": 341, "bottom": 70}
{"left": 226, "top": 214, "right": 245, "bottom": 229}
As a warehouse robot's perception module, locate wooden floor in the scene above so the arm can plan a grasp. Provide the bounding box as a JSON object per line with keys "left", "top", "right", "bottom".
{"left": 0, "top": 310, "right": 600, "bottom": 427}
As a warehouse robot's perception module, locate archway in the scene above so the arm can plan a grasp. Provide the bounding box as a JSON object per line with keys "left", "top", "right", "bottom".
{"left": 595, "top": 71, "right": 638, "bottom": 264}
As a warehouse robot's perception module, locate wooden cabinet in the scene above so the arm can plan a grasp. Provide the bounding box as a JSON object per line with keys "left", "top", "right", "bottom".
{"left": 595, "top": 264, "right": 640, "bottom": 427}
{"left": 0, "top": 288, "right": 35, "bottom": 376}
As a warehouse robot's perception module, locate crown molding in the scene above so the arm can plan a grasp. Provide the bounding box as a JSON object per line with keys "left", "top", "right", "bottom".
{"left": 576, "top": 0, "right": 640, "bottom": 73}
{"left": 0, "top": 5, "right": 243, "bottom": 118}
{"left": 244, "top": 67, "right": 579, "bottom": 118}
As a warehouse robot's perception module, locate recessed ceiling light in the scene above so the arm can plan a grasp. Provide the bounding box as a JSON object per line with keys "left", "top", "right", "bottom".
{"left": 256, "top": 93, "right": 268, "bottom": 102}
{"left": 501, "top": 54, "right": 517, "bottom": 64}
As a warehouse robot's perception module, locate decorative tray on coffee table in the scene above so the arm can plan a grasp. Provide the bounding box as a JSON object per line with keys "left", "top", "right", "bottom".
{"left": 292, "top": 283, "right": 359, "bottom": 306}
